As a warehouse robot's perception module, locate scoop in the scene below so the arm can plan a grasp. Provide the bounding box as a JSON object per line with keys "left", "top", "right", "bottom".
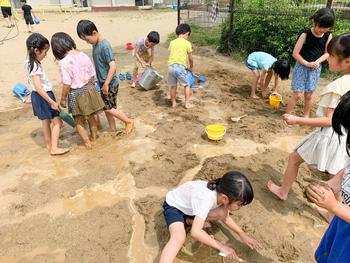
{"left": 231, "top": 114, "right": 247, "bottom": 123}
{"left": 219, "top": 252, "right": 246, "bottom": 262}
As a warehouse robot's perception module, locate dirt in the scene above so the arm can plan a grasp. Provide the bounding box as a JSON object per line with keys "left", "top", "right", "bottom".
{"left": 0, "top": 10, "right": 332, "bottom": 263}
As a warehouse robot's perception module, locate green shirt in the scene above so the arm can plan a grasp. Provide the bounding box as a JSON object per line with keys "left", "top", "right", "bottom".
{"left": 92, "top": 39, "right": 118, "bottom": 86}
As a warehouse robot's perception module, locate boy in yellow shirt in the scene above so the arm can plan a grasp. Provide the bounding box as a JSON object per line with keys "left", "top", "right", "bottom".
{"left": 0, "top": 0, "right": 14, "bottom": 28}
{"left": 168, "top": 23, "right": 194, "bottom": 109}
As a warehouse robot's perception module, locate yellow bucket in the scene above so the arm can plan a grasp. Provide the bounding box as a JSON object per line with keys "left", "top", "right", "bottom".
{"left": 269, "top": 94, "right": 282, "bottom": 109}
{"left": 205, "top": 125, "right": 226, "bottom": 141}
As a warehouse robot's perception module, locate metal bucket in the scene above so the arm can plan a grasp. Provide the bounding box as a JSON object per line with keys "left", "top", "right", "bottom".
{"left": 139, "top": 67, "right": 163, "bottom": 90}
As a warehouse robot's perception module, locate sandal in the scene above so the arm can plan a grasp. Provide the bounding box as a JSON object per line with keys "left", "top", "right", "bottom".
{"left": 125, "top": 72, "right": 132, "bottom": 81}
{"left": 119, "top": 73, "right": 125, "bottom": 81}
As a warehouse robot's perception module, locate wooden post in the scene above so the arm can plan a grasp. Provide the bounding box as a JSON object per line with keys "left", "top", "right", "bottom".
{"left": 326, "top": 0, "right": 333, "bottom": 8}
{"left": 227, "top": 0, "right": 235, "bottom": 52}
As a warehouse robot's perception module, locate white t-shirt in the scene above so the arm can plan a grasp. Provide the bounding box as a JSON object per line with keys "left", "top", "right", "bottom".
{"left": 166, "top": 180, "right": 219, "bottom": 221}
{"left": 24, "top": 60, "right": 52, "bottom": 92}
{"left": 342, "top": 155, "right": 350, "bottom": 206}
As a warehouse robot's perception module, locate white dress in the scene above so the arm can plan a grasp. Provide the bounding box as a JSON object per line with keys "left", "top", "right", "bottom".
{"left": 296, "top": 75, "right": 350, "bottom": 175}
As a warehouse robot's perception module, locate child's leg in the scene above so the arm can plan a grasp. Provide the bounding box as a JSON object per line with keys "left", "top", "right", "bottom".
{"left": 286, "top": 92, "right": 302, "bottom": 115}
{"left": 303, "top": 92, "right": 313, "bottom": 118}
{"left": 104, "top": 111, "right": 116, "bottom": 131}
{"left": 131, "top": 64, "right": 138, "bottom": 88}
{"left": 50, "top": 117, "right": 70, "bottom": 155}
{"left": 159, "top": 222, "right": 186, "bottom": 263}
{"left": 95, "top": 114, "right": 103, "bottom": 130}
{"left": 184, "top": 85, "right": 194, "bottom": 109}
{"left": 105, "top": 108, "right": 134, "bottom": 134}
{"left": 267, "top": 151, "right": 304, "bottom": 200}
{"left": 87, "top": 114, "right": 98, "bottom": 143}
{"left": 170, "top": 86, "right": 177, "bottom": 108}
{"left": 75, "top": 116, "right": 92, "bottom": 149}
{"left": 42, "top": 119, "right": 52, "bottom": 151}
{"left": 250, "top": 70, "right": 260, "bottom": 99}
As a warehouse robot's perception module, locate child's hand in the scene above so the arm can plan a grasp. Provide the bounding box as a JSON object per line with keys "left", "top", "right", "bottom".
{"left": 51, "top": 102, "right": 60, "bottom": 111}
{"left": 283, "top": 114, "right": 299, "bottom": 125}
{"left": 306, "top": 183, "right": 338, "bottom": 211}
{"left": 220, "top": 244, "right": 240, "bottom": 261}
{"left": 239, "top": 232, "right": 263, "bottom": 250}
{"left": 102, "top": 84, "right": 108, "bottom": 95}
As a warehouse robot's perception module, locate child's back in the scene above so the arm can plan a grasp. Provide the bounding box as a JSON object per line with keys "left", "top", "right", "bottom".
{"left": 168, "top": 37, "right": 192, "bottom": 67}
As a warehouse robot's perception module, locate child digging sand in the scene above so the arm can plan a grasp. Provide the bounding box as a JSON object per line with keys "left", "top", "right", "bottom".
{"left": 168, "top": 23, "right": 194, "bottom": 109}
{"left": 131, "top": 31, "right": 160, "bottom": 88}
{"left": 77, "top": 19, "right": 134, "bottom": 134}
{"left": 159, "top": 171, "right": 262, "bottom": 262}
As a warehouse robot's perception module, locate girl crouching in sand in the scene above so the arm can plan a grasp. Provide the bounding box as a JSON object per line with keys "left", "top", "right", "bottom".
{"left": 25, "top": 33, "right": 69, "bottom": 155}
{"left": 51, "top": 32, "right": 105, "bottom": 149}
{"left": 159, "top": 171, "right": 262, "bottom": 263}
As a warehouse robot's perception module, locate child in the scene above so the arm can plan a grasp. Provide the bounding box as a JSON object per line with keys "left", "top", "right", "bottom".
{"left": 159, "top": 171, "right": 262, "bottom": 262}
{"left": 245, "top": 51, "right": 290, "bottom": 99}
{"left": 168, "top": 23, "right": 194, "bottom": 109}
{"left": 306, "top": 89, "right": 350, "bottom": 263}
{"left": 268, "top": 33, "right": 350, "bottom": 201}
{"left": 0, "top": 0, "right": 14, "bottom": 28}
{"left": 286, "top": 8, "right": 335, "bottom": 117}
{"left": 20, "top": 0, "right": 35, "bottom": 33}
{"left": 77, "top": 20, "right": 134, "bottom": 134}
{"left": 51, "top": 32, "right": 105, "bottom": 149}
{"left": 24, "top": 33, "right": 69, "bottom": 155}
{"left": 131, "top": 31, "right": 160, "bottom": 88}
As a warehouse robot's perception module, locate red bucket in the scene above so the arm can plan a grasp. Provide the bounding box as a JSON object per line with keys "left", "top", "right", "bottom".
{"left": 126, "top": 42, "right": 133, "bottom": 50}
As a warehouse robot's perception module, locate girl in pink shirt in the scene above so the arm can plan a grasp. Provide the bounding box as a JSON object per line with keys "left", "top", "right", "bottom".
{"left": 51, "top": 32, "right": 105, "bottom": 149}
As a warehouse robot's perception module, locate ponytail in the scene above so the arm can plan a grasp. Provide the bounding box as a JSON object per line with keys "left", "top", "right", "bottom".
{"left": 207, "top": 171, "right": 254, "bottom": 206}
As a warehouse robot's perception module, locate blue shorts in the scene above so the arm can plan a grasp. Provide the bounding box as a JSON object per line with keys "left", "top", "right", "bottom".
{"left": 245, "top": 58, "right": 258, "bottom": 71}
{"left": 162, "top": 201, "right": 194, "bottom": 227}
{"left": 315, "top": 215, "right": 350, "bottom": 263}
{"left": 31, "top": 91, "right": 60, "bottom": 120}
{"left": 291, "top": 62, "right": 321, "bottom": 93}
{"left": 167, "top": 64, "right": 190, "bottom": 87}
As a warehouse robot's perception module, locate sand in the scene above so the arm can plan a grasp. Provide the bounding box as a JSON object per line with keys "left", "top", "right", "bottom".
{"left": 0, "top": 10, "right": 332, "bottom": 263}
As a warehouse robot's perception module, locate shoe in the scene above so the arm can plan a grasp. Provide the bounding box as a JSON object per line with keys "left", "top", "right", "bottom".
{"left": 125, "top": 72, "right": 132, "bottom": 80}
{"left": 119, "top": 73, "right": 125, "bottom": 81}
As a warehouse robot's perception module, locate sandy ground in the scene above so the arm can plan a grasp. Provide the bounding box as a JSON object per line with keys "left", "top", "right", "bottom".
{"left": 0, "top": 10, "right": 333, "bottom": 263}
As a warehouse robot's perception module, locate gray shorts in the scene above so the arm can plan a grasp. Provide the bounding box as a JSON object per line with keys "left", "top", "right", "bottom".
{"left": 167, "top": 64, "right": 190, "bottom": 87}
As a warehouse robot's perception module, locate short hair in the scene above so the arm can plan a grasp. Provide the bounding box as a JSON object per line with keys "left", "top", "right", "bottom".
{"left": 77, "top": 20, "right": 98, "bottom": 38}
{"left": 175, "top": 23, "right": 191, "bottom": 36}
{"left": 147, "top": 31, "right": 160, "bottom": 44}
{"left": 273, "top": 59, "right": 290, "bottom": 80}
{"left": 20, "top": 0, "right": 27, "bottom": 3}
{"left": 51, "top": 32, "right": 76, "bottom": 60}
{"left": 327, "top": 33, "right": 350, "bottom": 60}
{"left": 311, "top": 8, "right": 335, "bottom": 28}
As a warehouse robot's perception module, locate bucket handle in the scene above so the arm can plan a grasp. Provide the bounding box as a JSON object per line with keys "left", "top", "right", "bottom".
{"left": 205, "top": 127, "right": 226, "bottom": 138}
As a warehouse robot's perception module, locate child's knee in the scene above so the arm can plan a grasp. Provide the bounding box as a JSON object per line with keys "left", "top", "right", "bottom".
{"left": 288, "top": 151, "right": 302, "bottom": 165}
{"left": 292, "top": 92, "right": 302, "bottom": 100}
{"left": 304, "top": 93, "right": 313, "bottom": 100}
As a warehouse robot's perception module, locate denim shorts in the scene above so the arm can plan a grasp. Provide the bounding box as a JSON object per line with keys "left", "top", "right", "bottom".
{"left": 167, "top": 64, "right": 190, "bottom": 87}
{"left": 291, "top": 62, "right": 321, "bottom": 93}
{"left": 162, "top": 201, "right": 194, "bottom": 227}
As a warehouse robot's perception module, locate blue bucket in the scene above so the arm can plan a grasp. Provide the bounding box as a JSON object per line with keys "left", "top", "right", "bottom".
{"left": 12, "top": 83, "right": 31, "bottom": 102}
{"left": 95, "top": 81, "right": 101, "bottom": 92}
{"left": 34, "top": 17, "right": 40, "bottom": 24}
{"left": 187, "top": 71, "right": 195, "bottom": 87}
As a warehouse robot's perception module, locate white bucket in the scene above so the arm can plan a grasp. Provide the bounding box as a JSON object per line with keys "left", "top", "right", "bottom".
{"left": 139, "top": 67, "right": 163, "bottom": 90}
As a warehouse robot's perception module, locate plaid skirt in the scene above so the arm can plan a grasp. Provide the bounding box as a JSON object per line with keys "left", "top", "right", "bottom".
{"left": 68, "top": 83, "right": 105, "bottom": 116}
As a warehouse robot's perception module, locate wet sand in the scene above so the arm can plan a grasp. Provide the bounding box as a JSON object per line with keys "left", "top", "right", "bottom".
{"left": 0, "top": 10, "right": 331, "bottom": 263}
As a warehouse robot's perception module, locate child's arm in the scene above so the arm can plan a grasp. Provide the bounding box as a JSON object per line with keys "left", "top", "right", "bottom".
{"left": 315, "top": 33, "right": 333, "bottom": 65}
{"left": 190, "top": 217, "right": 240, "bottom": 260}
{"left": 60, "top": 84, "right": 70, "bottom": 108}
{"left": 307, "top": 183, "right": 350, "bottom": 224}
{"left": 187, "top": 52, "right": 193, "bottom": 71}
{"left": 273, "top": 74, "right": 281, "bottom": 94}
{"left": 148, "top": 48, "right": 154, "bottom": 66}
{"left": 223, "top": 214, "right": 262, "bottom": 250}
{"left": 134, "top": 46, "right": 147, "bottom": 67}
{"left": 283, "top": 107, "right": 334, "bottom": 127}
{"left": 102, "top": 61, "right": 117, "bottom": 95}
{"left": 33, "top": 75, "right": 59, "bottom": 110}
{"left": 293, "top": 33, "right": 315, "bottom": 68}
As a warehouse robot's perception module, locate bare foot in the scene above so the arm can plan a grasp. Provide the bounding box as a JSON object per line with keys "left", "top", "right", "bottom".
{"left": 316, "top": 206, "right": 333, "bottom": 223}
{"left": 262, "top": 91, "right": 269, "bottom": 99}
{"left": 84, "top": 142, "right": 92, "bottom": 150}
{"left": 131, "top": 82, "right": 136, "bottom": 88}
{"left": 50, "top": 147, "right": 70, "bottom": 156}
{"left": 267, "top": 180, "right": 288, "bottom": 200}
{"left": 125, "top": 120, "right": 134, "bottom": 135}
{"left": 184, "top": 103, "right": 195, "bottom": 109}
{"left": 251, "top": 94, "right": 260, "bottom": 99}
{"left": 172, "top": 102, "right": 177, "bottom": 108}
